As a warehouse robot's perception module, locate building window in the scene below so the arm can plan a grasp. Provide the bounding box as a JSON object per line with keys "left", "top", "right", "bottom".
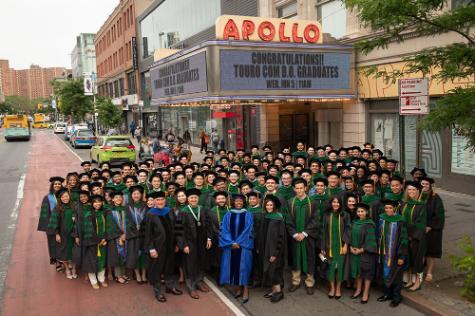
{"left": 119, "top": 78, "right": 124, "bottom": 96}
{"left": 316, "top": 0, "right": 347, "bottom": 39}
{"left": 451, "top": 128, "right": 475, "bottom": 176}
{"left": 277, "top": 1, "right": 298, "bottom": 19}
{"left": 127, "top": 72, "right": 136, "bottom": 94}
{"left": 452, "top": 0, "right": 471, "bottom": 8}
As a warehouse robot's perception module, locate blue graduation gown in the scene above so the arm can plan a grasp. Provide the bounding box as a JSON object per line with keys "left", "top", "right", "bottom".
{"left": 219, "top": 209, "right": 254, "bottom": 286}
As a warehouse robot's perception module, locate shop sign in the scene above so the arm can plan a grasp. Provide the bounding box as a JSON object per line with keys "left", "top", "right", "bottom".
{"left": 399, "top": 78, "right": 429, "bottom": 115}
{"left": 216, "top": 15, "right": 322, "bottom": 44}
{"left": 220, "top": 50, "right": 350, "bottom": 90}
{"left": 151, "top": 51, "right": 208, "bottom": 98}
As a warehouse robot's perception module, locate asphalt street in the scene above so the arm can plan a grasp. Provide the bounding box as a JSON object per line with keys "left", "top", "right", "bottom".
{"left": 0, "top": 129, "right": 31, "bottom": 312}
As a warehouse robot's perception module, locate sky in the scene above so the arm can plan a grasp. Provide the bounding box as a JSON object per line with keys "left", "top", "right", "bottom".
{"left": 0, "top": 0, "right": 118, "bottom": 69}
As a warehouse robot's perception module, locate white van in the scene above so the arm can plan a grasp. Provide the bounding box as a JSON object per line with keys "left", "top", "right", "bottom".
{"left": 53, "top": 122, "right": 67, "bottom": 134}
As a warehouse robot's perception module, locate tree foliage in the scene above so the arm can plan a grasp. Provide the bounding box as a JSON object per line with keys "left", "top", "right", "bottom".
{"left": 2, "top": 96, "right": 34, "bottom": 112}
{"left": 52, "top": 78, "right": 93, "bottom": 122}
{"left": 343, "top": 0, "right": 475, "bottom": 149}
{"left": 450, "top": 236, "right": 475, "bottom": 302}
{"left": 96, "top": 97, "right": 123, "bottom": 129}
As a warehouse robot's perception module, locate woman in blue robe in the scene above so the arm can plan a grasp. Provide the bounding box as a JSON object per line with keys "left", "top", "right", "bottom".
{"left": 219, "top": 194, "right": 254, "bottom": 303}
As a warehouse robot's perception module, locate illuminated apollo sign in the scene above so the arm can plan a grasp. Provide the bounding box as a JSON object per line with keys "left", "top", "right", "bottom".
{"left": 216, "top": 15, "right": 323, "bottom": 44}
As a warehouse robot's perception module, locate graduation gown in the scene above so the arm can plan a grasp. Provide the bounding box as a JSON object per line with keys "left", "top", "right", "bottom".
{"left": 321, "top": 211, "right": 351, "bottom": 282}
{"left": 38, "top": 193, "right": 57, "bottom": 260}
{"left": 219, "top": 209, "right": 254, "bottom": 286}
{"left": 286, "top": 196, "right": 319, "bottom": 275}
{"left": 377, "top": 213, "right": 408, "bottom": 286}
{"left": 126, "top": 202, "right": 148, "bottom": 269}
{"left": 310, "top": 192, "right": 329, "bottom": 250}
{"left": 144, "top": 208, "right": 176, "bottom": 286}
{"left": 105, "top": 205, "right": 138, "bottom": 268}
{"left": 425, "top": 193, "right": 445, "bottom": 258}
{"left": 206, "top": 205, "right": 229, "bottom": 270}
{"left": 79, "top": 208, "right": 107, "bottom": 273}
{"left": 278, "top": 185, "right": 295, "bottom": 202}
{"left": 248, "top": 205, "right": 264, "bottom": 284}
{"left": 72, "top": 202, "right": 91, "bottom": 269}
{"left": 401, "top": 199, "right": 427, "bottom": 273}
{"left": 47, "top": 203, "right": 76, "bottom": 262}
{"left": 176, "top": 205, "right": 211, "bottom": 280}
{"left": 258, "top": 212, "right": 287, "bottom": 287}
{"left": 348, "top": 219, "right": 377, "bottom": 280}
{"left": 361, "top": 194, "right": 383, "bottom": 224}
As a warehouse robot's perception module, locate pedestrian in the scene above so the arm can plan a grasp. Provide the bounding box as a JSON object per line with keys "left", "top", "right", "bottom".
{"left": 321, "top": 196, "right": 351, "bottom": 299}
{"left": 287, "top": 178, "right": 319, "bottom": 295}
{"left": 377, "top": 199, "right": 408, "bottom": 308}
{"left": 183, "top": 129, "right": 192, "bottom": 145}
{"left": 38, "top": 176, "right": 64, "bottom": 272}
{"left": 48, "top": 188, "right": 78, "bottom": 279}
{"left": 130, "top": 121, "right": 136, "bottom": 138}
{"left": 135, "top": 126, "right": 142, "bottom": 144}
{"left": 259, "top": 195, "right": 286, "bottom": 303}
{"left": 200, "top": 129, "right": 209, "bottom": 154}
{"left": 211, "top": 128, "right": 219, "bottom": 152}
{"left": 219, "top": 193, "right": 254, "bottom": 304}
{"left": 165, "top": 129, "right": 176, "bottom": 145}
{"left": 349, "top": 203, "right": 377, "bottom": 304}
{"left": 420, "top": 177, "right": 445, "bottom": 282}
{"left": 144, "top": 191, "right": 183, "bottom": 303}
{"left": 80, "top": 195, "right": 108, "bottom": 289}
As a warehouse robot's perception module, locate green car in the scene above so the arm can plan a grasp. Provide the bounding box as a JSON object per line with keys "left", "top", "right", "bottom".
{"left": 90, "top": 135, "right": 137, "bottom": 165}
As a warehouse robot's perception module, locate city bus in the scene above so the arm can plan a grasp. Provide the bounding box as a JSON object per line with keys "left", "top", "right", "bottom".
{"left": 32, "top": 113, "right": 48, "bottom": 128}
{"left": 3, "top": 114, "right": 31, "bottom": 141}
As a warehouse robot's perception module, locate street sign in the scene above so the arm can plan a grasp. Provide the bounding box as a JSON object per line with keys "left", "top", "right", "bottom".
{"left": 399, "top": 78, "right": 429, "bottom": 115}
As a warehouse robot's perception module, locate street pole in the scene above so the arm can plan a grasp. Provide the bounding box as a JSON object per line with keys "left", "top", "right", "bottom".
{"left": 94, "top": 93, "right": 99, "bottom": 136}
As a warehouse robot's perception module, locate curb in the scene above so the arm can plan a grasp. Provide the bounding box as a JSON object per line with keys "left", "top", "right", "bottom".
{"left": 402, "top": 292, "right": 460, "bottom": 316}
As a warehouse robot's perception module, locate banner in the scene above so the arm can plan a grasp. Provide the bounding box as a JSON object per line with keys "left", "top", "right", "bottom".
{"left": 84, "top": 74, "right": 93, "bottom": 96}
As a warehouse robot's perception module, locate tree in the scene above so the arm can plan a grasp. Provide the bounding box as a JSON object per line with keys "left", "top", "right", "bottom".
{"left": 342, "top": 0, "right": 475, "bottom": 149}
{"left": 0, "top": 101, "right": 15, "bottom": 114}
{"left": 4, "top": 96, "right": 34, "bottom": 112}
{"left": 96, "top": 97, "right": 123, "bottom": 129}
{"left": 52, "top": 78, "right": 93, "bottom": 122}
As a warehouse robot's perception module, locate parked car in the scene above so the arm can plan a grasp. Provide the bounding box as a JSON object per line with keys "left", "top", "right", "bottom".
{"left": 53, "top": 122, "right": 67, "bottom": 134}
{"left": 90, "top": 136, "right": 137, "bottom": 165}
{"left": 71, "top": 129, "right": 96, "bottom": 148}
{"left": 67, "top": 124, "right": 89, "bottom": 143}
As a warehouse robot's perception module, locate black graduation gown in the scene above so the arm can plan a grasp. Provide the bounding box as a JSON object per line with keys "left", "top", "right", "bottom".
{"left": 259, "top": 215, "right": 287, "bottom": 287}
{"left": 125, "top": 202, "right": 148, "bottom": 269}
{"left": 105, "top": 205, "right": 138, "bottom": 268}
{"left": 346, "top": 220, "right": 377, "bottom": 281}
{"left": 79, "top": 208, "right": 107, "bottom": 273}
{"left": 205, "top": 206, "right": 227, "bottom": 270}
{"left": 425, "top": 193, "right": 445, "bottom": 258}
{"left": 144, "top": 210, "right": 176, "bottom": 286}
{"left": 72, "top": 202, "right": 90, "bottom": 270}
{"left": 47, "top": 203, "right": 77, "bottom": 262}
{"left": 176, "top": 205, "right": 211, "bottom": 280}
{"left": 38, "top": 194, "right": 57, "bottom": 260}
{"left": 286, "top": 197, "right": 319, "bottom": 275}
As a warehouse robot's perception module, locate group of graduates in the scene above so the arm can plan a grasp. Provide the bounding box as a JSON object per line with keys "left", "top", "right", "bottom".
{"left": 37, "top": 141, "right": 445, "bottom": 307}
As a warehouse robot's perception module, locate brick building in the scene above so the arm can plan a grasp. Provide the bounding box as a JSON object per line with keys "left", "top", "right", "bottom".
{"left": 0, "top": 59, "right": 69, "bottom": 99}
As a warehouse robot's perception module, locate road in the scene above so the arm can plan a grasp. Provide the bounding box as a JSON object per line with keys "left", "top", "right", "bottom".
{"left": 0, "top": 129, "right": 31, "bottom": 312}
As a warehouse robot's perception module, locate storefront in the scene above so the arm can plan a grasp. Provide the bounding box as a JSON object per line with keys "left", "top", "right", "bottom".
{"left": 359, "top": 61, "right": 475, "bottom": 194}
{"left": 150, "top": 16, "right": 356, "bottom": 151}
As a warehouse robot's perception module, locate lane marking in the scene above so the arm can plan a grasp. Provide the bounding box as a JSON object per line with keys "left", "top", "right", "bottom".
{"left": 204, "top": 277, "right": 246, "bottom": 316}
{"left": 10, "top": 173, "right": 25, "bottom": 222}
{"left": 55, "top": 134, "right": 84, "bottom": 162}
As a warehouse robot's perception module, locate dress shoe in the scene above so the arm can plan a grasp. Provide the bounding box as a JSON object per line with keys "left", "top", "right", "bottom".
{"left": 390, "top": 300, "right": 400, "bottom": 307}
{"left": 155, "top": 294, "right": 167, "bottom": 303}
{"left": 197, "top": 282, "right": 210, "bottom": 293}
{"left": 264, "top": 292, "right": 273, "bottom": 298}
{"left": 271, "top": 291, "right": 284, "bottom": 303}
{"left": 306, "top": 287, "right": 314, "bottom": 295}
{"left": 189, "top": 291, "right": 200, "bottom": 299}
{"left": 351, "top": 293, "right": 361, "bottom": 299}
{"left": 288, "top": 284, "right": 300, "bottom": 292}
{"left": 377, "top": 295, "right": 390, "bottom": 302}
{"left": 166, "top": 288, "right": 183, "bottom": 295}
{"left": 335, "top": 295, "right": 342, "bottom": 300}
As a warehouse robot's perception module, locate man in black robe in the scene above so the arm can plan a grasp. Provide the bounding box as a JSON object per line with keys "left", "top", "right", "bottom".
{"left": 144, "top": 191, "right": 182, "bottom": 302}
